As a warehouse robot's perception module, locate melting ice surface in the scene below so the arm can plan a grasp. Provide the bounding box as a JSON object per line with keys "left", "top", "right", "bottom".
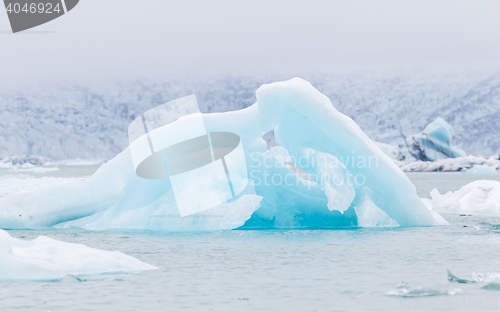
{"left": 0, "top": 78, "right": 446, "bottom": 231}
{"left": 0, "top": 229, "right": 157, "bottom": 281}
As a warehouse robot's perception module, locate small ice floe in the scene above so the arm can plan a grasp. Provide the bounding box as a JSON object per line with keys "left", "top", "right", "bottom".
{"left": 386, "top": 282, "right": 461, "bottom": 298}
{"left": 429, "top": 181, "right": 500, "bottom": 216}
{"left": 447, "top": 270, "right": 500, "bottom": 284}
{"left": 472, "top": 272, "right": 500, "bottom": 283}
{"left": 447, "top": 270, "right": 476, "bottom": 284}
{"left": 0, "top": 229, "right": 158, "bottom": 281}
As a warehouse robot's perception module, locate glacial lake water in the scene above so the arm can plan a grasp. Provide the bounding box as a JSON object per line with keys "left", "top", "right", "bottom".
{"left": 1, "top": 171, "right": 500, "bottom": 311}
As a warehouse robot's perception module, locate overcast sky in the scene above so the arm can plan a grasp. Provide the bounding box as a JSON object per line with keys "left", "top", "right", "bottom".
{"left": 1, "top": 0, "right": 500, "bottom": 84}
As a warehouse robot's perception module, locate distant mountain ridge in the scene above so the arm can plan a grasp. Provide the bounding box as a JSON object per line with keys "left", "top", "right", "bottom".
{"left": 0, "top": 71, "right": 499, "bottom": 160}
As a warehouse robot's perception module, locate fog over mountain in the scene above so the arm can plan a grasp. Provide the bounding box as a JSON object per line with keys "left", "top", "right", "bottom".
{"left": 2, "top": 0, "right": 500, "bottom": 83}
{"left": 1, "top": 71, "right": 499, "bottom": 160}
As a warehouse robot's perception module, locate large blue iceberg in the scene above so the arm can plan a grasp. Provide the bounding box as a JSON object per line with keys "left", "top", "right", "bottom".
{"left": 0, "top": 78, "right": 446, "bottom": 231}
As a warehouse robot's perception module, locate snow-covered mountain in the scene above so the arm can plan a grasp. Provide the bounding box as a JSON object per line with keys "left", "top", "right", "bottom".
{"left": 1, "top": 70, "right": 499, "bottom": 160}
{"left": 315, "top": 71, "right": 500, "bottom": 157}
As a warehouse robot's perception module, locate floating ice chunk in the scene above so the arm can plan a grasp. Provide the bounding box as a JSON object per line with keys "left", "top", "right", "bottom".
{"left": 431, "top": 180, "right": 500, "bottom": 216}
{"left": 448, "top": 270, "right": 475, "bottom": 284}
{"left": 0, "top": 229, "right": 157, "bottom": 281}
{"left": 473, "top": 272, "right": 500, "bottom": 283}
{"left": 398, "top": 118, "right": 466, "bottom": 162}
{"left": 448, "top": 270, "right": 500, "bottom": 284}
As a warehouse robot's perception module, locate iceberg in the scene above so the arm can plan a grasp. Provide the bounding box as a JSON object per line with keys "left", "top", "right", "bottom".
{"left": 0, "top": 78, "right": 444, "bottom": 230}
{"left": 0, "top": 229, "right": 157, "bottom": 281}
{"left": 430, "top": 180, "right": 500, "bottom": 216}
{"left": 398, "top": 118, "right": 466, "bottom": 162}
